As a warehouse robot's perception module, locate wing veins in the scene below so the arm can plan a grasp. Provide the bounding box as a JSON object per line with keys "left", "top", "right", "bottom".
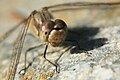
{"left": 7, "top": 15, "right": 32, "bottom": 80}
{"left": 46, "top": 2, "right": 120, "bottom": 9}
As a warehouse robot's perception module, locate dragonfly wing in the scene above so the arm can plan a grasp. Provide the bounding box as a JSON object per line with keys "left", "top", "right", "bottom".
{"left": 7, "top": 16, "right": 31, "bottom": 80}
{"left": 46, "top": 2, "right": 120, "bottom": 9}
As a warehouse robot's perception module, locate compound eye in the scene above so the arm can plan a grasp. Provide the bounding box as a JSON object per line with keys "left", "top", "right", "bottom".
{"left": 41, "top": 20, "right": 55, "bottom": 31}
{"left": 55, "top": 19, "right": 67, "bottom": 29}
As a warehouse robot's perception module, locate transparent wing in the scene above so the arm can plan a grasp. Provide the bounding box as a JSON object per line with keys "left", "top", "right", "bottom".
{"left": 7, "top": 15, "right": 32, "bottom": 80}
{"left": 47, "top": 2, "right": 120, "bottom": 8}
{"left": 45, "top": 2, "right": 120, "bottom": 12}
{"left": 0, "top": 20, "right": 25, "bottom": 42}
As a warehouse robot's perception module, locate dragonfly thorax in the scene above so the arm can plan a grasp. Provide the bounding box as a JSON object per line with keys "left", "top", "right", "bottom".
{"left": 40, "top": 19, "right": 68, "bottom": 47}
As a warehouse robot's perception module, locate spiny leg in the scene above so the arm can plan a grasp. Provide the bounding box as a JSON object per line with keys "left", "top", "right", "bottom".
{"left": 54, "top": 46, "right": 72, "bottom": 73}
{"left": 19, "top": 44, "right": 64, "bottom": 75}
{"left": 43, "top": 43, "right": 60, "bottom": 73}
{"left": 19, "top": 44, "right": 43, "bottom": 75}
{"left": 42, "top": 7, "right": 54, "bottom": 20}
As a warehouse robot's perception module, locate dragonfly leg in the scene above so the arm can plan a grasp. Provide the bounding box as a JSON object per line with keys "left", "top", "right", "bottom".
{"left": 54, "top": 46, "right": 72, "bottom": 73}
{"left": 42, "top": 7, "right": 54, "bottom": 20}
{"left": 43, "top": 43, "right": 60, "bottom": 73}
{"left": 19, "top": 44, "right": 43, "bottom": 75}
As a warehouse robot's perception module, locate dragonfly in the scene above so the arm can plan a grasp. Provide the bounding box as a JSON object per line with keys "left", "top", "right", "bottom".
{"left": 0, "top": 2, "right": 120, "bottom": 80}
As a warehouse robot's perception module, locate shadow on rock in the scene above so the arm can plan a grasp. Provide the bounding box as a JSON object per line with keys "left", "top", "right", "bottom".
{"left": 60, "top": 26, "right": 108, "bottom": 54}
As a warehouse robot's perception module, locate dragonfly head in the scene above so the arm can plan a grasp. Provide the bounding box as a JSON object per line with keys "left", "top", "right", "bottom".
{"left": 40, "top": 19, "right": 68, "bottom": 47}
